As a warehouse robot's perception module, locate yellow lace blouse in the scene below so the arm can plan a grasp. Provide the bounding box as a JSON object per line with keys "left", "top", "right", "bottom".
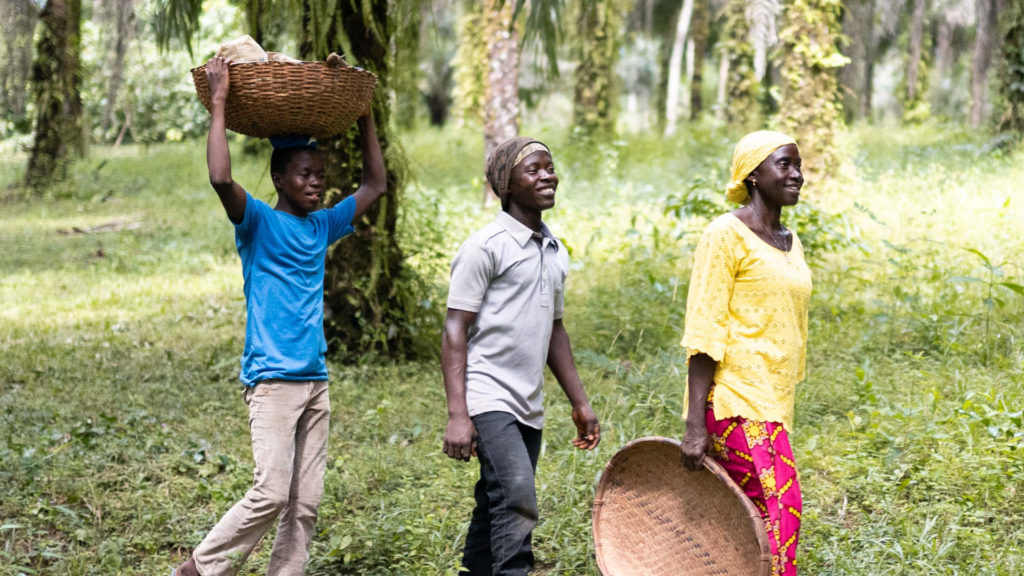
{"left": 681, "top": 213, "right": 812, "bottom": 431}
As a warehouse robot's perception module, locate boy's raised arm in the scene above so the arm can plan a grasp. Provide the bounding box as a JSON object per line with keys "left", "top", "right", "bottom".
{"left": 350, "top": 113, "right": 387, "bottom": 219}
{"left": 205, "top": 57, "right": 247, "bottom": 224}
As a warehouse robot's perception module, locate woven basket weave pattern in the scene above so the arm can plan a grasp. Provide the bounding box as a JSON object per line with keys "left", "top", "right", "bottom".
{"left": 191, "top": 62, "right": 377, "bottom": 139}
{"left": 593, "top": 437, "right": 771, "bottom": 576}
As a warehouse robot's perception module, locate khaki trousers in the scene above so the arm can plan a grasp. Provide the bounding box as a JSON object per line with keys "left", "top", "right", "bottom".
{"left": 193, "top": 380, "right": 330, "bottom": 576}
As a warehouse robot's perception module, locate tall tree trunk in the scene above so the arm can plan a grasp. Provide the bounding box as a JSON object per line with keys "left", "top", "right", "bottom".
{"left": 722, "top": 0, "right": 760, "bottom": 129}
{"left": 418, "top": 0, "right": 454, "bottom": 128}
{"left": 244, "top": 0, "right": 266, "bottom": 46}
{"left": 664, "top": 0, "right": 694, "bottom": 135}
{"left": 685, "top": 37, "right": 695, "bottom": 101}
{"left": 861, "top": 0, "right": 876, "bottom": 121}
{"left": 0, "top": 0, "right": 36, "bottom": 130}
{"left": 905, "top": 0, "right": 926, "bottom": 105}
{"left": 574, "top": 0, "right": 622, "bottom": 135}
{"left": 299, "top": 0, "right": 410, "bottom": 358}
{"left": 25, "top": 0, "right": 83, "bottom": 192}
{"left": 839, "top": 0, "right": 864, "bottom": 122}
{"left": 391, "top": 0, "right": 422, "bottom": 129}
{"left": 451, "top": 1, "right": 487, "bottom": 128}
{"left": 98, "top": 0, "right": 134, "bottom": 136}
{"left": 689, "top": 0, "right": 709, "bottom": 120}
{"left": 996, "top": 0, "right": 1024, "bottom": 136}
{"left": 482, "top": 0, "right": 519, "bottom": 205}
{"left": 933, "top": 12, "right": 954, "bottom": 85}
{"left": 969, "top": 0, "right": 997, "bottom": 127}
{"left": 778, "top": 0, "right": 846, "bottom": 181}
{"left": 715, "top": 46, "right": 729, "bottom": 122}
{"left": 747, "top": 0, "right": 779, "bottom": 82}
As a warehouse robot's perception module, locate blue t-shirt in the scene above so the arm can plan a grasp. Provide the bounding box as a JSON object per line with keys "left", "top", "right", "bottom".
{"left": 234, "top": 192, "right": 357, "bottom": 386}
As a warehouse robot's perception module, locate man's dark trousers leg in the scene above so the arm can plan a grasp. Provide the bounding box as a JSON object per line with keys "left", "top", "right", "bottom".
{"left": 461, "top": 411, "right": 542, "bottom": 576}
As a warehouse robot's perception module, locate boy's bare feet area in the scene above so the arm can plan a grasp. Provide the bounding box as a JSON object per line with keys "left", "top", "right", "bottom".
{"left": 173, "top": 556, "right": 199, "bottom": 576}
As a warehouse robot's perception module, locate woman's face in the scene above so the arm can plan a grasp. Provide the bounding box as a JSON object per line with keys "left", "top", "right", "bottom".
{"left": 750, "top": 144, "right": 803, "bottom": 206}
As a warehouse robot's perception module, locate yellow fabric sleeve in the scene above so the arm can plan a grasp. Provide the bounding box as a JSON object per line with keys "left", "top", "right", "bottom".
{"left": 681, "top": 216, "right": 741, "bottom": 362}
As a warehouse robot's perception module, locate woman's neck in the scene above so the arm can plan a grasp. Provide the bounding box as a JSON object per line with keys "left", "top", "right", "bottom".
{"left": 745, "top": 197, "right": 782, "bottom": 230}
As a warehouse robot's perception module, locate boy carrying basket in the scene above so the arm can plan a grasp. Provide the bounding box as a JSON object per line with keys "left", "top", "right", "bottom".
{"left": 173, "top": 56, "right": 386, "bottom": 576}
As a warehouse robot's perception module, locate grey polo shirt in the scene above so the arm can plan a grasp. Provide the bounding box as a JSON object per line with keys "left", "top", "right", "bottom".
{"left": 447, "top": 211, "right": 569, "bottom": 429}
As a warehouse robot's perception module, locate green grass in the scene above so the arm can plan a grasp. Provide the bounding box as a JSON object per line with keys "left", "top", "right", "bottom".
{"left": 1, "top": 124, "right": 1022, "bottom": 575}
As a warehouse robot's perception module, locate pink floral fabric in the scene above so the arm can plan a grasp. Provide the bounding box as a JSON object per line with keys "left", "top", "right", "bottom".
{"left": 705, "top": 388, "right": 802, "bottom": 576}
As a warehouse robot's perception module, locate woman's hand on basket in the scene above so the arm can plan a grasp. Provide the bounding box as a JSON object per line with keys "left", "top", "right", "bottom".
{"left": 679, "top": 425, "right": 709, "bottom": 471}
{"left": 206, "top": 56, "right": 231, "bottom": 104}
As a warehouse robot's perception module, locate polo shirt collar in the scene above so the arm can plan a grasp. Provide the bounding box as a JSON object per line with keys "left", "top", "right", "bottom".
{"left": 496, "top": 211, "right": 558, "bottom": 250}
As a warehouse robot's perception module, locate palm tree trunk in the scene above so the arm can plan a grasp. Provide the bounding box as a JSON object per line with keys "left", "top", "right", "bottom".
{"left": 905, "top": 0, "right": 926, "bottom": 105}
{"left": 574, "top": 0, "right": 621, "bottom": 135}
{"left": 244, "top": 0, "right": 267, "bottom": 47}
{"left": 778, "top": 0, "right": 846, "bottom": 180}
{"left": 933, "top": 12, "right": 953, "bottom": 88}
{"left": 996, "top": 0, "right": 1023, "bottom": 135}
{"left": 0, "top": 0, "right": 36, "bottom": 129}
{"left": 451, "top": 2, "right": 487, "bottom": 128}
{"left": 99, "top": 0, "right": 134, "bottom": 136}
{"left": 722, "top": 0, "right": 759, "bottom": 129}
{"left": 299, "top": 0, "right": 410, "bottom": 358}
{"left": 688, "top": 0, "right": 708, "bottom": 120}
{"left": 664, "top": 0, "right": 694, "bottom": 136}
{"left": 25, "top": 0, "right": 83, "bottom": 192}
{"left": 748, "top": 0, "right": 779, "bottom": 82}
{"left": 482, "top": 0, "right": 519, "bottom": 205}
{"left": 715, "top": 46, "right": 729, "bottom": 122}
{"left": 970, "top": 0, "right": 998, "bottom": 127}
{"left": 861, "top": 0, "right": 876, "bottom": 121}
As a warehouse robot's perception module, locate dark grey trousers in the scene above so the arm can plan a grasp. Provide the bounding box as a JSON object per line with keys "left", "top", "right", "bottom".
{"left": 461, "top": 411, "right": 543, "bottom": 576}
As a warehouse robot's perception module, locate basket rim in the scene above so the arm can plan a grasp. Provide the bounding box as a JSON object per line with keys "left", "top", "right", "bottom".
{"left": 190, "top": 60, "right": 378, "bottom": 79}
{"left": 592, "top": 435, "right": 772, "bottom": 576}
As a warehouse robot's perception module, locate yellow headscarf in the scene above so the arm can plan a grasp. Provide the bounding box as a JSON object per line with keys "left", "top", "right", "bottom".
{"left": 726, "top": 130, "right": 797, "bottom": 204}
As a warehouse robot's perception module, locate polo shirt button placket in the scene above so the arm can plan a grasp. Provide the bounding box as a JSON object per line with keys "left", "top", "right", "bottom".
{"left": 535, "top": 233, "right": 550, "bottom": 307}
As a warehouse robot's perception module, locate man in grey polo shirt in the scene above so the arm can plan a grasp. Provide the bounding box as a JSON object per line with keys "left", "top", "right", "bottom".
{"left": 441, "top": 137, "right": 601, "bottom": 576}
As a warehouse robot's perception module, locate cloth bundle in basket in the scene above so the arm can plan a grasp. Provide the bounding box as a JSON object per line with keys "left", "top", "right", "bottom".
{"left": 592, "top": 437, "right": 771, "bottom": 576}
{"left": 191, "top": 37, "right": 376, "bottom": 139}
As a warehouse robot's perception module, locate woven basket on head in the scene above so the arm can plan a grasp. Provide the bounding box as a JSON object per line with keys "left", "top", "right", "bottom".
{"left": 190, "top": 61, "right": 377, "bottom": 139}
{"left": 593, "top": 436, "right": 771, "bottom": 576}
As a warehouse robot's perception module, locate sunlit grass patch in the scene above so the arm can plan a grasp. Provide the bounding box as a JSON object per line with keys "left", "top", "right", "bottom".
{"left": 2, "top": 123, "right": 1022, "bottom": 574}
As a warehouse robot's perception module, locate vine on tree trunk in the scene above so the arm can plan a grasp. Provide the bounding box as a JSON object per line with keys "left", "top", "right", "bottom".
{"left": 777, "top": 0, "right": 848, "bottom": 183}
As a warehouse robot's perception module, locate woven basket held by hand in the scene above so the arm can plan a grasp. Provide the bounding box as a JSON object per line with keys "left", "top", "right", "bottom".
{"left": 190, "top": 61, "right": 377, "bottom": 139}
{"left": 593, "top": 437, "right": 771, "bottom": 576}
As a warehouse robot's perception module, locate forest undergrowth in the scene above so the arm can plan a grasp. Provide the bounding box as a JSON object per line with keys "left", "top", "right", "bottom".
{"left": 0, "top": 122, "right": 1021, "bottom": 575}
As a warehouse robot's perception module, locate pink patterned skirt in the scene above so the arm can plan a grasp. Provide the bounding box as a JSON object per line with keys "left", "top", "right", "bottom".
{"left": 705, "top": 390, "right": 802, "bottom": 576}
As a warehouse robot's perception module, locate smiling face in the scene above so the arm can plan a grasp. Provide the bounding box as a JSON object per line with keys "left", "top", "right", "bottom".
{"left": 748, "top": 143, "right": 804, "bottom": 206}
{"left": 271, "top": 148, "right": 325, "bottom": 217}
{"left": 506, "top": 150, "right": 558, "bottom": 213}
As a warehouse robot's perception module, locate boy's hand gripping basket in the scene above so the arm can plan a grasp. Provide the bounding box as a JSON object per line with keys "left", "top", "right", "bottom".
{"left": 190, "top": 60, "right": 377, "bottom": 139}
{"left": 592, "top": 436, "right": 771, "bottom": 576}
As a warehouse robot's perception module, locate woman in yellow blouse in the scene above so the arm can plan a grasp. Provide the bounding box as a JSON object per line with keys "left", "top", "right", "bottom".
{"left": 679, "top": 131, "right": 812, "bottom": 576}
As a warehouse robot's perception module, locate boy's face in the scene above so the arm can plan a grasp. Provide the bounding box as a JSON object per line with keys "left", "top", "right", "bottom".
{"left": 507, "top": 150, "right": 558, "bottom": 213}
{"left": 272, "top": 149, "right": 325, "bottom": 217}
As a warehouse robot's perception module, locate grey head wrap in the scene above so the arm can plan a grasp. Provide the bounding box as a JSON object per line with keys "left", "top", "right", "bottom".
{"left": 485, "top": 137, "right": 550, "bottom": 207}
